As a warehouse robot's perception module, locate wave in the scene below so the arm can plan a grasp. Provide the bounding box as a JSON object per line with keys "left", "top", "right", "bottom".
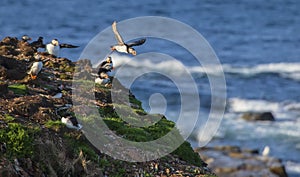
{"left": 228, "top": 98, "right": 300, "bottom": 119}
{"left": 285, "top": 161, "right": 300, "bottom": 177}
{"left": 110, "top": 54, "right": 300, "bottom": 81}
{"left": 228, "top": 98, "right": 281, "bottom": 113}
{"left": 223, "top": 62, "right": 300, "bottom": 80}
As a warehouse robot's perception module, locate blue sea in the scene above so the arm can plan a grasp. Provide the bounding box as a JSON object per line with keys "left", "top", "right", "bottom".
{"left": 1, "top": 0, "right": 300, "bottom": 176}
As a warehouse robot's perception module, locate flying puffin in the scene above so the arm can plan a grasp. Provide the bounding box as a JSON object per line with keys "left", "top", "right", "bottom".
{"left": 45, "top": 39, "right": 79, "bottom": 57}
{"left": 61, "top": 115, "right": 82, "bottom": 130}
{"left": 111, "top": 21, "right": 146, "bottom": 56}
{"left": 27, "top": 56, "right": 43, "bottom": 80}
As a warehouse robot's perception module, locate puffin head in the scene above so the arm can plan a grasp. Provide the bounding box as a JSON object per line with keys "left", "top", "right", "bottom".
{"left": 110, "top": 45, "right": 116, "bottom": 51}
{"left": 38, "top": 37, "right": 43, "bottom": 41}
{"left": 128, "top": 48, "right": 136, "bottom": 55}
{"left": 22, "top": 35, "right": 32, "bottom": 42}
{"left": 51, "top": 39, "right": 59, "bottom": 46}
{"left": 106, "top": 56, "right": 112, "bottom": 63}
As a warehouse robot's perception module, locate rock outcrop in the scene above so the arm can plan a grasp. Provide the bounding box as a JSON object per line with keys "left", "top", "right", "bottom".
{"left": 241, "top": 112, "right": 275, "bottom": 121}
{"left": 196, "top": 146, "right": 288, "bottom": 177}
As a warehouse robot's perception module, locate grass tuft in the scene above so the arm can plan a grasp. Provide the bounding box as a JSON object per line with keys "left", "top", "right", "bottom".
{"left": 8, "top": 84, "right": 27, "bottom": 95}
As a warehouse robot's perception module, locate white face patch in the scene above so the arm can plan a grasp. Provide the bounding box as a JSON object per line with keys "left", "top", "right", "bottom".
{"left": 52, "top": 39, "right": 59, "bottom": 46}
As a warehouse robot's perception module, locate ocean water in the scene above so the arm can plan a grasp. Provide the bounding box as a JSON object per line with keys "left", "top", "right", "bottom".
{"left": 1, "top": 0, "right": 300, "bottom": 176}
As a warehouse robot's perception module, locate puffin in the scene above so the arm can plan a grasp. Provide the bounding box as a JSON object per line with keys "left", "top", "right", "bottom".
{"left": 95, "top": 56, "right": 113, "bottom": 85}
{"left": 111, "top": 21, "right": 146, "bottom": 55}
{"left": 95, "top": 77, "right": 110, "bottom": 85}
{"left": 21, "top": 35, "right": 32, "bottom": 42}
{"left": 30, "top": 36, "right": 45, "bottom": 49}
{"left": 52, "top": 84, "right": 64, "bottom": 99}
{"left": 61, "top": 115, "right": 82, "bottom": 130}
{"left": 99, "top": 56, "right": 113, "bottom": 71}
{"left": 27, "top": 57, "right": 43, "bottom": 80}
{"left": 262, "top": 146, "right": 270, "bottom": 157}
{"left": 45, "top": 39, "right": 79, "bottom": 57}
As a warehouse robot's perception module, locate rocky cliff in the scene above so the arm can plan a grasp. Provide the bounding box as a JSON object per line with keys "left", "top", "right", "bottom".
{"left": 0, "top": 36, "right": 215, "bottom": 177}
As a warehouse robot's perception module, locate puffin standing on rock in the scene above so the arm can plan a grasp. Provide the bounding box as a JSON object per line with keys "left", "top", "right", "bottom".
{"left": 27, "top": 58, "right": 43, "bottom": 80}
{"left": 21, "top": 35, "right": 32, "bottom": 42}
{"left": 95, "top": 56, "right": 113, "bottom": 85}
{"left": 30, "top": 37, "right": 45, "bottom": 49}
{"left": 111, "top": 21, "right": 146, "bottom": 56}
{"left": 61, "top": 114, "right": 82, "bottom": 130}
{"left": 45, "top": 39, "right": 79, "bottom": 57}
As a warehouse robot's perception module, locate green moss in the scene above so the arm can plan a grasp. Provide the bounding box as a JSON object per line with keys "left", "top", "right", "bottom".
{"left": 98, "top": 106, "right": 118, "bottom": 118}
{"left": 4, "top": 114, "right": 15, "bottom": 122}
{"left": 129, "top": 95, "right": 142, "bottom": 108}
{"left": 64, "top": 65, "right": 75, "bottom": 73}
{"left": 76, "top": 79, "right": 206, "bottom": 168}
{"left": 100, "top": 105, "right": 204, "bottom": 166}
{"left": 172, "top": 141, "right": 204, "bottom": 166}
{"left": 45, "top": 120, "right": 64, "bottom": 131}
{"left": 8, "top": 84, "right": 27, "bottom": 95}
{"left": 59, "top": 73, "right": 69, "bottom": 80}
{"left": 0, "top": 123, "right": 39, "bottom": 158}
{"left": 64, "top": 133, "right": 98, "bottom": 162}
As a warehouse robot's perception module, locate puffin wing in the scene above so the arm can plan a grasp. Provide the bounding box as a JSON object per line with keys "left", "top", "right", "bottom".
{"left": 112, "top": 21, "right": 125, "bottom": 45}
{"left": 30, "top": 37, "right": 45, "bottom": 48}
{"left": 59, "top": 43, "right": 79, "bottom": 48}
{"left": 127, "top": 38, "right": 146, "bottom": 47}
{"left": 27, "top": 61, "right": 33, "bottom": 69}
{"left": 26, "top": 61, "right": 35, "bottom": 73}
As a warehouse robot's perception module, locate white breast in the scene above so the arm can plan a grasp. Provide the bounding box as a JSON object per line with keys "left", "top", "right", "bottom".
{"left": 46, "top": 43, "right": 60, "bottom": 56}
{"left": 95, "top": 78, "right": 110, "bottom": 85}
{"left": 114, "top": 45, "right": 128, "bottom": 53}
{"left": 28, "top": 61, "right": 43, "bottom": 75}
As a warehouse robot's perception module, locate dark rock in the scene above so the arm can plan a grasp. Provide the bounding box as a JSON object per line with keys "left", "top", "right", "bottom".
{"left": 0, "top": 65, "right": 7, "bottom": 79}
{"left": 269, "top": 164, "right": 288, "bottom": 177}
{"left": 198, "top": 145, "right": 288, "bottom": 177}
{"left": 0, "top": 55, "right": 28, "bottom": 80}
{"left": 7, "top": 95, "right": 54, "bottom": 122}
{"left": 241, "top": 112, "right": 275, "bottom": 121}
{"left": 0, "top": 158, "right": 19, "bottom": 177}
{"left": 214, "top": 145, "right": 241, "bottom": 153}
{"left": 0, "top": 82, "right": 8, "bottom": 95}
{"left": 0, "top": 37, "right": 18, "bottom": 46}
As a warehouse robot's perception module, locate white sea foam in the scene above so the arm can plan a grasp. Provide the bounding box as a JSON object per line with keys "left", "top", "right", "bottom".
{"left": 285, "top": 161, "right": 300, "bottom": 176}
{"left": 228, "top": 98, "right": 281, "bottom": 113}
{"left": 228, "top": 98, "right": 300, "bottom": 120}
{"left": 110, "top": 55, "right": 300, "bottom": 82}
{"left": 223, "top": 62, "right": 300, "bottom": 76}
{"left": 112, "top": 54, "right": 194, "bottom": 76}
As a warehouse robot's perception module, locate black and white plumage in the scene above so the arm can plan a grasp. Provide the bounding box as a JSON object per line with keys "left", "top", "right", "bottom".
{"left": 21, "top": 35, "right": 32, "bottom": 42}
{"left": 61, "top": 115, "right": 82, "bottom": 130}
{"left": 27, "top": 60, "right": 43, "bottom": 80}
{"left": 111, "top": 21, "right": 146, "bottom": 56}
{"left": 95, "top": 57, "right": 113, "bottom": 85}
{"left": 98, "top": 56, "right": 114, "bottom": 73}
{"left": 30, "top": 37, "right": 45, "bottom": 49}
{"left": 52, "top": 84, "right": 64, "bottom": 99}
{"left": 45, "top": 39, "right": 79, "bottom": 57}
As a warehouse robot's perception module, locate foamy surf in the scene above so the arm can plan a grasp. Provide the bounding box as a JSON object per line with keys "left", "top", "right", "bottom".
{"left": 110, "top": 54, "right": 300, "bottom": 82}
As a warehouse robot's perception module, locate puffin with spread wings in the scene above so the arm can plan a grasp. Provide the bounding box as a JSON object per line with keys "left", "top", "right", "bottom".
{"left": 111, "top": 21, "right": 146, "bottom": 56}
{"left": 46, "top": 39, "right": 79, "bottom": 57}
